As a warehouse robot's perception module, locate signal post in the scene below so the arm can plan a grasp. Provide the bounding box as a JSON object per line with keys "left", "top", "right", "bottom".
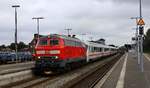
{"left": 137, "top": 0, "right": 145, "bottom": 72}
{"left": 137, "top": 18, "right": 145, "bottom": 72}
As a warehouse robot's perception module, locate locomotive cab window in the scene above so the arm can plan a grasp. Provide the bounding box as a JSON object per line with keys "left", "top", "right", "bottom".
{"left": 38, "top": 39, "right": 48, "bottom": 46}
{"left": 50, "top": 39, "right": 59, "bottom": 46}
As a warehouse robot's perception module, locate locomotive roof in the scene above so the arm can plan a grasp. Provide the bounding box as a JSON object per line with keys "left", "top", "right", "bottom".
{"left": 40, "top": 34, "right": 82, "bottom": 42}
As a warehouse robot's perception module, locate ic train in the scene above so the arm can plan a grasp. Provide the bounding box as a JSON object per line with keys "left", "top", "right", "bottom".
{"left": 33, "top": 34, "right": 118, "bottom": 74}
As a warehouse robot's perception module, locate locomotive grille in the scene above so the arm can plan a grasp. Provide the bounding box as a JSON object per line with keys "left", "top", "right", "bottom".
{"left": 41, "top": 56, "right": 59, "bottom": 59}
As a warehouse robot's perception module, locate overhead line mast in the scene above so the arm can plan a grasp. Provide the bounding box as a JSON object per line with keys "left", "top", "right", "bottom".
{"left": 65, "top": 28, "right": 72, "bottom": 36}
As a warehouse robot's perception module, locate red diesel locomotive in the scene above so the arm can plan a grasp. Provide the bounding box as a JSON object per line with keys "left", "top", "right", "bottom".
{"left": 33, "top": 34, "right": 87, "bottom": 73}
{"left": 33, "top": 34, "right": 118, "bottom": 74}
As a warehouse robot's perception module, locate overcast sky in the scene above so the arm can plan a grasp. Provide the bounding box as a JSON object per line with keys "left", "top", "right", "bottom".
{"left": 0, "top": 0, "right": 150, "bottom": 46}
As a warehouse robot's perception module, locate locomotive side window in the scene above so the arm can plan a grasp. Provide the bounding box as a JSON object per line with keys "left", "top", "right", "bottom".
{"left": 71, "top": 41, "right": 76, "bottom": 46}
{"left": 64, "top": 39, "right": 84, "bottom": 47}
{"left": 64, "top": 40, "right": 76, "bottom": 46}
{"left": 50, "top": 39, "right": 59, "bottom": 46}
{"left": 38, "top": 39, "right": 48, "bottom": 46}
{"left": 76, "top": 42, "right": 82, "bottom": 47}
{"left": 64, "top": 40, "right": 69, "bottom": 46}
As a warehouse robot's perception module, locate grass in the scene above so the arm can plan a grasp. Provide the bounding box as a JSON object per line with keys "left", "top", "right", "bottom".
{"left": 144, "top": 48, "right": 150, "bottom": 54}
{"left": 148, "top": 53, "right": 150, "bottom": 56}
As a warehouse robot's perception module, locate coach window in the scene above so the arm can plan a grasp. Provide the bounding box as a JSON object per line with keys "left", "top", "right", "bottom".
{"left": 96, "top": 47, "right": 99, "bottom": 52}
{"left": 91, "top": 47, "right": 94, "bottom": 52}
{"left": 95, "top": 47, "right": 97, "bottom": 52}
{"left": 109, "top": 48, "right": 111, "bottom": 51}
{"left": 104, "top": 48, "right": 107, "bottom": 51}
{"left": 93, "top": 47, "right": 95, "bottom": 52}
{"left": 100, "top": 48, "right": 102, "bottom": 52}
{"left": 98, "top": 48, "right": 100, "bottom": 52}
{"left": 95, "top": 47, "right": 98, "bottom": 52}
{"left": 98, "top": 47, "right": 100, "bottom": 52}
{"left": 105, "top": 48, "right": 109, "bottom": 51}
{"left": 89, "top": 46, "right": 91, "bottom": 52}
{"left": 90, "top": 47, "right": 93, "bottom": 52}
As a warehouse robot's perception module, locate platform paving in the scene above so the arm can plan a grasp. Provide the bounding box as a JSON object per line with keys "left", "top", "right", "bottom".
{"left": 96, "top": 51, "right": 150, "bottom": 88}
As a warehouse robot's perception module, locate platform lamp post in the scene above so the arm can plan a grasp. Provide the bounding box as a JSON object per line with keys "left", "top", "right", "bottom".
{"left": 130, "top": 17, "right": 140, "bottom": 64}
{"left": 12, "top": 5, "right": 20, "bottom": 62}
{"left": 32, "top": 17, "right": 44, "bottom": 39}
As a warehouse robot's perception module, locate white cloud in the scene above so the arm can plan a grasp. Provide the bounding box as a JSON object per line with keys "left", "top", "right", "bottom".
{"left": 0, "top": 0, "right": 149, "bottom": 46}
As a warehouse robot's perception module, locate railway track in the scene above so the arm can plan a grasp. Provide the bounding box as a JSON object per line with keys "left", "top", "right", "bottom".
{"left": 0, "top": 54, "right": 123, "bottom": 88}
{"left": 2, "top": 76, "right": 51, "bottom": 88}
{"left": 0, "top": 61, "right": 34, "bottom": 75}
{"left": 0, "top": 62, "right": 35, "bottom": 87}
{"left": 66, "top": 54, "right": 122, "bottom": 88}
{"left": 0, "top": 70, "right": 33, "bottom": 87}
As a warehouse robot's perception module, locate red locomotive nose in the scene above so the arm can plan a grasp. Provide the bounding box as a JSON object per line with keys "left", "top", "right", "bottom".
{"left": 34, "top": 35, "right": 64, "bottom": 60}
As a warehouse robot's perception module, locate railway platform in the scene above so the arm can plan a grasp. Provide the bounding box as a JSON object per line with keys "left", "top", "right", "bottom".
{"left": 94, "top": 51, "right": 150, "bottom": 88}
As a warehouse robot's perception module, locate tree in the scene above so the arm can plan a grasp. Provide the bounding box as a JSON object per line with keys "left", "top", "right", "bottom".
{"left": 0, "top": 45, "right": 6, "bottom": 50}
{"left": 144, "top": 28, "right": 150, "bottom": 52}
{"left": 9, "top": 43, "right": 16, "bottom": 50}
{"left": 8, "top": 41, "right": 28, "bottom": 51}
{"left": 18, "top": 41, "right": 28, "bottom": 50}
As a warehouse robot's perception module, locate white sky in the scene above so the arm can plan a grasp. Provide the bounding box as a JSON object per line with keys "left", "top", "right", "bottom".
{"left": 0, "top": 0, "right": 150, "bottom": 46}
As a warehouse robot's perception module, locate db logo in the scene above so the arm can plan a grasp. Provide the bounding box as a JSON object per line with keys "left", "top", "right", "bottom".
{"left": 45, "top": 51, "right": 49, "bottom": 54}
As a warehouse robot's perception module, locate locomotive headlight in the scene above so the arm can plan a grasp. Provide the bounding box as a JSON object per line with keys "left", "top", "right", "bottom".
{"left": 51, "top": 56, "right": 59, "bottom": 59}
{"left": 49, "top": 50, "right": 60, "bottom": 54}
{"left": 38, "top": 56, "right": 41, "bottom": 59}
{"left": 55, "top": 56, "right": 59, "bottom": 59}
